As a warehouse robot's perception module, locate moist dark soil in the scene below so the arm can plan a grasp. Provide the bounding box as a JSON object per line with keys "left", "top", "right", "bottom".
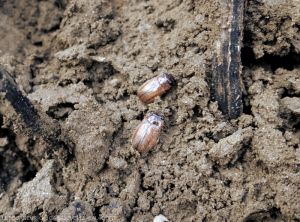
{"left": 0, "top": 0, "right": 299, "bottom": 221}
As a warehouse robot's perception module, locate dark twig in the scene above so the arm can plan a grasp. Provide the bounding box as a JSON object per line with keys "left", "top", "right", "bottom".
{"left": 211, "top": 0, "right": 244, "bottom": 119}
{"left": 0, "top": 65, "right": 63, "bottom": 149}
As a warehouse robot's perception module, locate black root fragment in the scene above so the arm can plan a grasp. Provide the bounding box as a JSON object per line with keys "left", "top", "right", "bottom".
{"left": 0, "top": 65, "right": 65, "bottom": 150}
{"left": 211, "top": 0, "right": 244, "bottom": 119}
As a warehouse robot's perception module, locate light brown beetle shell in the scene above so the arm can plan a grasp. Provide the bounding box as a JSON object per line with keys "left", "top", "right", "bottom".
{"left": 137, "top": 73, "right": 175, "bottom": 104}
{"left": 132, "top": 113, "right": 164, "bottom": 153}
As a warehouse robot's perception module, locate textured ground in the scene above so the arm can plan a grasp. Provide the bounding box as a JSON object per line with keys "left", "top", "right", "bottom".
{"left": 0, "top": 0, "right": 299, "bottom": 221}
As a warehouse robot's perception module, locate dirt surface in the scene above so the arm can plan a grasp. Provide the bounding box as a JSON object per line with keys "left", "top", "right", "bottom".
{"left": 0, "top": 0, "right": 300, "bottom": 221}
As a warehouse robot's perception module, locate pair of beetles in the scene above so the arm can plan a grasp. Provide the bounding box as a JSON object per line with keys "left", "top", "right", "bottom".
{"left": 132, "top": 73, "right": 175, "bottom": 154}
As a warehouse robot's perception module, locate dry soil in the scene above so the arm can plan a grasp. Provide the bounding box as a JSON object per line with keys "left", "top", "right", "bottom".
{"left": 0, "top": 0, "right": 300, "bottom": 221}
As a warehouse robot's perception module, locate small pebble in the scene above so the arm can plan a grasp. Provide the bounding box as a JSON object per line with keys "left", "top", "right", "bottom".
{"left": 0, "top": 137, "right": 8, "bottom": 147}
{"left": 153, "top": 214, "right": 168, "bottom": 222}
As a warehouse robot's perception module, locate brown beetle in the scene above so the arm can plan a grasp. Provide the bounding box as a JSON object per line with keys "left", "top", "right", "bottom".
{"left": 137, "top": 73, "right": 175, "bottom": 104}
{"left": 132, "top": 113, "right": 164, "bottom": 153}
